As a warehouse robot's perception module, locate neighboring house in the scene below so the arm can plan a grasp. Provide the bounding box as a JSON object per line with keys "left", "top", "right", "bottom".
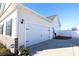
{"left": 0, "top": 3, "right": 61, "bottom": 53}
{"left": 47, "top": 15, "right": 61, "bottom": 38}
{"left": 57, "top": 29, "right": 79, "bottom": 38}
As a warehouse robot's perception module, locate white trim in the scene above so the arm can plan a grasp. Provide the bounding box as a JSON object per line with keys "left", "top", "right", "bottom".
{"left": 18, "top": 4, "right": 52, "bottom": 23}
{"left": 0, "top": 4, "right": 17, "bottom": 23}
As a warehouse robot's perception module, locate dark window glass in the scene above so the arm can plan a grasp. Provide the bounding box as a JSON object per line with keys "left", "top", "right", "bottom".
{"left": 6, "top": 19, "right": 12, "bottom": 36}
{"left": 0, "top": 3, "right": 2, "bottom": 9}
{"left": 0, "top": 24, "right": 4, "bottom": 34}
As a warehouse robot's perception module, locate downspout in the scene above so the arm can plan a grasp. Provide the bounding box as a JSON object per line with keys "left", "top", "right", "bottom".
{"left": 14, "top": 3, "right": 20, "bottom": 56}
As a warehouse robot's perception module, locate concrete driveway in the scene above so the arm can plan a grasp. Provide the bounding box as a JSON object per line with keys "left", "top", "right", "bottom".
{"left": 29, "top": 38, "right": 79, "bottom": 56}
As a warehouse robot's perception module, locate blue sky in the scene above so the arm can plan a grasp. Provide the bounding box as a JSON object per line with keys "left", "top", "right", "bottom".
{"left": 23, "top": 3, "right": 79, "bottom": 29}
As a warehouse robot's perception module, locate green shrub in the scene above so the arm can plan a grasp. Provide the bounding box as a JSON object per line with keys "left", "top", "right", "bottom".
{"left": 0, "top": 43, "right": 6, "bottom": 48}
{"left": 0, "top": 48, "right": 12, "bottom": 56}
{"left": 54, "top": 36, "right": 72, "bottom": 39}
{"left": 0, "top": 43, "right": 13, "bottom": 56}
{"left": 19, "top": 47, "right": 29, "bottom": 56}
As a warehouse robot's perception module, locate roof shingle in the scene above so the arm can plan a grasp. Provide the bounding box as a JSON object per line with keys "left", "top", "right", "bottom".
{"left": 47, "top": 15, "right": 56, "bottom": 21}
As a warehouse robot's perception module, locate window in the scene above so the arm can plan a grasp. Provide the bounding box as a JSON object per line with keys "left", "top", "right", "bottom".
{"left": 0, "top": 24, "right": 4, "bottom": 34}
{"left": 6, "top": 19, "right": 12, "bottom": 36}
{"left": 0, "top": 3, "right": 2, "bottom": 9}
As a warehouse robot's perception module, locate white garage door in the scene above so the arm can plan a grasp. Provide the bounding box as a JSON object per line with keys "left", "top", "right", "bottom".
{"left": 25, "top": 23, "right": 50, "bottom": 47}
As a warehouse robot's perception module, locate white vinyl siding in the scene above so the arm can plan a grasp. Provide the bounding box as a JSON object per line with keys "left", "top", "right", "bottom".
{"left": 4, "top": 3, "right": 11, "bottom": 12}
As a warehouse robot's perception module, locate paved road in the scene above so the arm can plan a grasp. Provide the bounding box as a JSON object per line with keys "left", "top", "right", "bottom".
{"left": 29, "top": 38, "right": 79, "bottom": 56}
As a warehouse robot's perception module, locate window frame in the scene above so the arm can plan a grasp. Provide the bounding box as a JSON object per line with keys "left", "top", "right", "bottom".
{"left": 6, "top": 19, "right": 12, "bottom": 36}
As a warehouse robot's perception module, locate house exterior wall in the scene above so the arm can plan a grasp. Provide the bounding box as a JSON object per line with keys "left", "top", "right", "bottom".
{"left": 51, "top": 16, "right": 60, "bottom": 33}
{"left": 0, "top": 9, "right": 18, "bottom": 53}
{"left": 49, "top": 16, "right": 60, "bottom": 38}
{"left": 0, "top": 3, "right": 61, "bottom": 53}
{"left": 0, "top": 10, "right": 18, "bottom": 38}
{"left": 3, "top": 3, "right": 11, "bottom": 12}
{"left": 0, "top": 3, "right": 5, "bottom": 17}
{"left": 0, "top": 3, "right": 11, "bottom": 14}
{"left": 17, "top": 5, "right": 52, "bottom": 47}
{"left": 0, "top": 3, "right": 17, "bottom": 22}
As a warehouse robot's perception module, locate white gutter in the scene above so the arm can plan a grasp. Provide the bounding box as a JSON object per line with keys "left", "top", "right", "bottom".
{"left": 18, "top": 4, "right": 52, "bottom": 23}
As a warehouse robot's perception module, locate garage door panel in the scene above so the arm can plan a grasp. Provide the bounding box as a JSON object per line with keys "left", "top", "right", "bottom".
{"left": 26, "top": 23, "right": 50, "bottom": 46}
